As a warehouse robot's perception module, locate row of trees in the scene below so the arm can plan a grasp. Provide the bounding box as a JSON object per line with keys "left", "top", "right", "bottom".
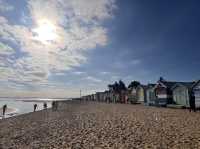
{"left": 108, "top": 80, "right": 141, "bottom": 93}
{"left": 108, "top": 77, "right": 166, "bottom": 93}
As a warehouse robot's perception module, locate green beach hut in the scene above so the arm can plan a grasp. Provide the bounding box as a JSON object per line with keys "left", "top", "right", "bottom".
{"left": 146, "top": 84, "right": 156, "bottom": 106}
{"left": 172, "top": 82, "right": 194, "bottom": 107}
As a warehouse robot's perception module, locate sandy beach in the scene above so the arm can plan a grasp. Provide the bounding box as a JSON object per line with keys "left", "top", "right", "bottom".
{"left": 0, "top": 101, "right": 200, "bottom": 149}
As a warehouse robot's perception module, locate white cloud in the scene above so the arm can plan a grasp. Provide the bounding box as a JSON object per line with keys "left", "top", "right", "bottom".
{"left": 85, "top": 76, "right": 102, "bottom": 83}
{"left": 73, "top": 71, "right": 86, "bottom": 75}
{"left": 0, "top": 0, "right": 116, "bottom": 88}
{"left": 55, "top": 72, "right": 65, "bottom": 76}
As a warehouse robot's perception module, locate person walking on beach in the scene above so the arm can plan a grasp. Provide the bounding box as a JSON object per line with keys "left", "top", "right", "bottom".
{"left": 33, "top": 104, "right": 37, "bottom": 112}
{"left": 43, "top": 102, "right": 47, "bottom": 109}
{"left": 2, "top": 104, "right": 7, "bottom": 116}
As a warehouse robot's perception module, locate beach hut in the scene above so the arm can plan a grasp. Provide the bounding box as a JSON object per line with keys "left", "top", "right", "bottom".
{"left": 95, "top": 92, "right": 101, "bottom": 102}
{"left": 88, "top": 95, "right": 92, "bottom": 101}
{"left": 191, "top": 80, "right": 200, "bottom": 108}
{"left": 120, "top": 90, "right": 128, "bottom": 104}
{"left": 93, "top": 94, "right": 96, "bottom": 101}
{"left": 172, "top": 82, "right": 194, "bottom": 107}
{"left": 110, "top": 92, "right": 117, "bottom": 103}
{"left": 146, "top": 84, "right": 156, "bottom": 106}
{"left": 101, "top": 92, "right": 106, "bottom": 102}
{"left": 154, "top": 79, "right": 177, "bottom": 106}
{"left": 90, "top": 94, "right": 93, "bottom": 101}
{"left": 96, "top": 92, "right": 106, "bottom": 102}
{"left": 104, "top": 91, "right": 113, "bottom": 103}
{"left": 136, "top": 85, "right": 147, "bottom": 104}
{"left": 81, "top": 96, "right": 86, "bottom": 101}
{"left": 154, "top": 78, "right": 196, "bottom": 107}
{"left": 128, "top": 87, "right": 138, "bottom": 104}
{"left": 114, "top": 93, "right": 120, "bottom": 103}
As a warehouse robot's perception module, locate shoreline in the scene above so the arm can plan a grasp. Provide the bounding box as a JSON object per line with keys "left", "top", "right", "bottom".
{"left": 0, "top": 99, "right": 55, "bottom": 119}
{"left": 0, "top": 107, "right": 18, "bottom": 118}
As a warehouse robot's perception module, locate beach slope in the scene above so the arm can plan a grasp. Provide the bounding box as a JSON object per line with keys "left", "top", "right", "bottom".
{"left": 0, "top": 101, "right": 200, "bottom": 148}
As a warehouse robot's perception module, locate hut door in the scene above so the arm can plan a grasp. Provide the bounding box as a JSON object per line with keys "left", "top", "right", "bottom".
{"left": 194, "top": 89, "right": 200, "bottom": 108}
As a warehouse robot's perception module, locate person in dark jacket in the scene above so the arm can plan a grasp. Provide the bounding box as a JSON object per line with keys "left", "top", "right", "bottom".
{"left": 52, "top": 101, "right": 55, "bottom": 111}
{"left": 2, "top": 104, "right": 7, "bottom": 116}
{"left": 33, "top": 104, "right": 37, "bottom": 112}
{"left": 43, "top": 102, "right": 47, "bottom": 109}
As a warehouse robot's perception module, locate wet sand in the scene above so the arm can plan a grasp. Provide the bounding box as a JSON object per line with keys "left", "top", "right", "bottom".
{"left": 0, "top": 107, "right": 18, "bottom": 117}
{"left": 0, "top": 101, "right": 200, "bottom": 149}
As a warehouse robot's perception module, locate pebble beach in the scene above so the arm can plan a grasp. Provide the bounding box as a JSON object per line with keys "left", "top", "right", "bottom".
{"left": 0, "top": 101, "right": 200, "bottom": 149}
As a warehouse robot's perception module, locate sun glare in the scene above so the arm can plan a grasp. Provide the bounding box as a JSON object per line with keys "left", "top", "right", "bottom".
{"left": 33, "top": 19, "right": 58, "bottom": 44}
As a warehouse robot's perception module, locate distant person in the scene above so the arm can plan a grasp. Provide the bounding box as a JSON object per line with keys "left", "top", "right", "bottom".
{"left": 52, "top": 101, "right": 55, "bottom": 111}
{"left": 43, "top": 102, "right": 47, "bottom": 109}
{"left": 189, "top": 94, "right": 196, "bottom": 112}
{"left": 55, "top": 101, "right": 58, "bottom": 111}
{"left": 52, "top": 101, "right": 58, "bottom": 111}
{"left": 33, "top": 104, "right": 37, "bottom": 112}
{"left": 2, "top": 104, "right": 7, "bottom": 116}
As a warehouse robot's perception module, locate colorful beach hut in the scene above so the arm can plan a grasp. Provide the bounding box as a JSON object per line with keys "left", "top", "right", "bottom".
{"left": 127, "top": 87, "right": 137, "bottom": 104}
{"left": 154, "top": 78, "right": 177, "bottom": 106}
{"left": 172, "top": 82, "right": 194, "bottom": 107}
{"left": 146, "top": 84, "right": 156, "bottom": 106}
{"left": 191, "top": 80, "right": 200, "bottom": 108}
{"left": 136, "top": 85, "right": 147, "bottom": 104}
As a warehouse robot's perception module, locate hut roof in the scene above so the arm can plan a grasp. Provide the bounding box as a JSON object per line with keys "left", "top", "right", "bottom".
{"left": 191, "top": 80, "right": 200, "bottom": 89}
{"left": 160, "top": 80, "right": 195, "bottom": 90}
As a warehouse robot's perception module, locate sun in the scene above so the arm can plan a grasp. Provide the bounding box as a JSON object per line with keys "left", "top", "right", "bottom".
{"left": 32, "top": 19, "right": 58, "bottom": 44}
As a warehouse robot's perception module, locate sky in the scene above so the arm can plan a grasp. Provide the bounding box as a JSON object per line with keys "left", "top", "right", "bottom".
{"left": 0, "top": 0, "right": 200, "bottom": 98}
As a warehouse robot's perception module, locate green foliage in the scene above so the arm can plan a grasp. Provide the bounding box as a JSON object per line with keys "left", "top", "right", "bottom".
{"left": 128, "top": 81, "right": 140, "bottom": 89}
{"left": 108, "top": 80, "right": 127, "bottom": 93}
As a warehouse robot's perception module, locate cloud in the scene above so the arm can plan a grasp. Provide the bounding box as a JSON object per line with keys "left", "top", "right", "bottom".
{"left": 85, "top": 76, "right": 102, "bottom": 83}
{"left": 72, "top": 71, "right": 86, "bottom": 75}
{"left": 0, "top": 0, "right": 14, "bottom": 12}
{"left": 113, "top": 61, "right": 124, "bottom": 69}
{"left": 100, "top": 71, "right": 110, "bottom": 75}
{"left": 55, "top": 72, "right": 65, "bottom": 76}
{"left": 0, "top": 42, "right": 15, "bottom": 56}
{"left": 130, "top": 59, "right": 141, "bottom": 65}
{"left": 0, "top": 0, "right": 116, "bottom": 88}
{"left": 110, "top": 75, "right": 121, "bottom": 81}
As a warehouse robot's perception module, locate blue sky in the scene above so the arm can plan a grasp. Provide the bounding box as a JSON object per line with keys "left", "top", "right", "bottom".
{"left": 0, "top": 0, "right": 200, "bottom": 97}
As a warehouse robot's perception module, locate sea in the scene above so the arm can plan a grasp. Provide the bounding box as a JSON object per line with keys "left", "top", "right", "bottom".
{"left": 0, "top": 98, "right": 69, "bottom": 119}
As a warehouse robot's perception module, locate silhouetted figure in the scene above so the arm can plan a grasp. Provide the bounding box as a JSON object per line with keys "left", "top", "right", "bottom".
{"left": 2, "top": 104, "right": 7, "bottom": 116}
{"left": 189, "top": 94, "right": 196, "bottom": 112}
{"left": 52, "top": 101, "right": 58, "bottom": 111}
{"left": 55, "top": 101, "right": 58, "bottom": 111}
{"left": 52, "top": 101, "right": 55, "bottom": 111}
{"left": 34, "top": 104, "right": 37, "bottom": 112}
{"left": 43, "top": 102, "right": 47, "bottom": 109}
